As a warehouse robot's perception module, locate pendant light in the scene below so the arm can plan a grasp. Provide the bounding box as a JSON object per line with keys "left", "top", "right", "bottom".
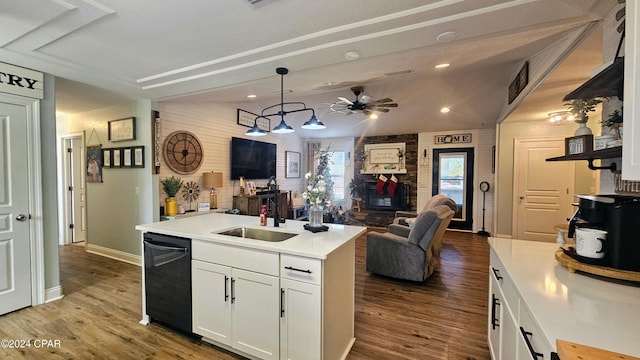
{"left": 246, "top": 67, "right": 324, "bottom": 136}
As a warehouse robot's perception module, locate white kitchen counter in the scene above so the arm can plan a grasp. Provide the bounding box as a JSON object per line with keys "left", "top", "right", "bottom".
{"left": 136, "top": 213, "right": 367, "bottom": 259}
{"left": 489, "top": 237, "right": 640, "bottom": 357}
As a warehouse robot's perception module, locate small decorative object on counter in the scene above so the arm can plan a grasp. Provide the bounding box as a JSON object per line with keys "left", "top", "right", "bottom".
{"left": 308, "top": 204, "right": 324, "bottom": 228}
{"left": 260, "top": 205, "right": 267, "bottom": 226}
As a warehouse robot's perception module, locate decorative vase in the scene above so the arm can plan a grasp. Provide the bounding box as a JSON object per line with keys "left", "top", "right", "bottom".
{"left": 574, "top": 122, "right": 592, "bottom": 136}
{"left": 165, "top": 197, "right": 178, "bottom": 216}
{"left": 308, "top": 204, "right": 324, "bottom": 228}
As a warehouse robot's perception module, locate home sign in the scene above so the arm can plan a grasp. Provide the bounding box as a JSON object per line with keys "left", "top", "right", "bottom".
{"left": 0, "top": 62, "right": 44, "bottom": 99}
{"left": 434, "top": 133, "right": 472, "bottom": 144}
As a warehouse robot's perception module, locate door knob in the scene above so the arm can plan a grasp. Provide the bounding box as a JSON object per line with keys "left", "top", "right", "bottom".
{"left": 16, "top": 214, "right": 27, "bottom": 221}
{"left": 519, "top": 196, "right": 525, "bottom": 200}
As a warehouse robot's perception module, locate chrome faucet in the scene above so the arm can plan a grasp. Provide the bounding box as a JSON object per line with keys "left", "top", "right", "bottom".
{"left": 267, "top": 176, "right": 281, "bottom": 227}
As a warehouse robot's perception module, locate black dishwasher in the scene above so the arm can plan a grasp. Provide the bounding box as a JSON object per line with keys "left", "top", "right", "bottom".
{"left": 143, "top": 232, "right": 194, "bottom": 335}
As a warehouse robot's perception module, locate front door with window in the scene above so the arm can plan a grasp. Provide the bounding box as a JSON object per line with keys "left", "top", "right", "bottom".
{"left": 432, "top": 148, "right": 474, "bottom": 230}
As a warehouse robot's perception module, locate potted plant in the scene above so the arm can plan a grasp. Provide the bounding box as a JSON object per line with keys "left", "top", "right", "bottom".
{"left": 601, "top": 108, "right": 623, "bottom": 140}
{"left": 161, "top": 176, "right": 183, "bottom": 216}
{"left": 348, "top": 177, "right": 367, "bottom": 211}
{"left": 564, "top": 97, "right": 603, "bottom": 135}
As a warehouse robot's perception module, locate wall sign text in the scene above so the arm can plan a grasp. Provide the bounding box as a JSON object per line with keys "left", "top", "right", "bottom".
{"left": 0, "top": 62, "right": 44, "bottom": 99}
{"left": 434, "top": 133, "right": 472, "bottom": 144}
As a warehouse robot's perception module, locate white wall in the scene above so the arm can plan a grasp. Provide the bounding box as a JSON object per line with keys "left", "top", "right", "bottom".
{"left": 418, "top": 128, "right": 495, "bottom": 234}
{"left": 57, "top": 100, "right": 154, "bottom": 262}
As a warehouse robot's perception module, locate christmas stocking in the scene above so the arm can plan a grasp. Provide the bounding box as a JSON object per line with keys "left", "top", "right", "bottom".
{"left": 388, "top": 175, "right": 398, "bottom": 197}
{"left": 376, "top": 174, "right": 388, "bottom": 195}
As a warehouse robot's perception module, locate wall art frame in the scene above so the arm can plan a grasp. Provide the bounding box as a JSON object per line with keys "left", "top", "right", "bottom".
{"left": 237, "top": 109, "right": 270, "bottom": 132}
{"left": 108, "top": 117, "right": 136, "bottom": 142}
{"left": 285, "top": 151, "right": 301, "bottom": 178}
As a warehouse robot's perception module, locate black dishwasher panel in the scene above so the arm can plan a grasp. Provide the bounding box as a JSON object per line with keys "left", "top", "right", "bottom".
{"left": 143, "top": 232, "right": 193, "bottom": 335}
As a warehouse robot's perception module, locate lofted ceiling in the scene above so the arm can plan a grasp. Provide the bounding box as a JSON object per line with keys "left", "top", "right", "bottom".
{"left": 1, "top": 0, "right": 618, "bottom": 138}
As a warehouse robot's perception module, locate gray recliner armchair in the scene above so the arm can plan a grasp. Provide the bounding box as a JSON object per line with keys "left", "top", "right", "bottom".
{"left": 365, "top": 197, "right": 456, "bottom": 281}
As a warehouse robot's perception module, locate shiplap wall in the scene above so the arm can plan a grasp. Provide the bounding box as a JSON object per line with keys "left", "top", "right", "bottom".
{"left": 158, "top": 102, "right": 305, "bottom": 211}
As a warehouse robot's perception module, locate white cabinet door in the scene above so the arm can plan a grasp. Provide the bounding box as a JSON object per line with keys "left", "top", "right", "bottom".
{"left": 280, "top": 278, "right": 321, "bottom": 360}
{"left": 488, "top": 272, "right": 501, "bottom": 359}
{"left": 232, "top": 268, "right": 280, "bottom": 360}
{"left": 500, "top": 307, "right": 518, "bottom": 360}
{"left": 623, "top": 0, "right": 640, "bottom": 180}
{"left": 192, "top": 260, "right": 232, "bottom": 345}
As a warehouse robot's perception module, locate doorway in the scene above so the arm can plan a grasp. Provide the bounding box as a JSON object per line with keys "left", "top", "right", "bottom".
{"left": 60, "top": 134, "right": 86, "bottom": 245}
{"left": 432, "top": 148, "right": 474, "bottom": 230}
{"left": 513, "top": 138, "right": 574, "bottom": 242}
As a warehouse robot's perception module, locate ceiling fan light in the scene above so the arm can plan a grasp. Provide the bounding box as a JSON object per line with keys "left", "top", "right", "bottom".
{"left": 246, "top": 121, "right": 267, "bottom": 136}
{"left": 272, "top": 119, "right": 294, "bottom": 133}
{"left": 302, "top": 115, "right": 326, "bottom": 130}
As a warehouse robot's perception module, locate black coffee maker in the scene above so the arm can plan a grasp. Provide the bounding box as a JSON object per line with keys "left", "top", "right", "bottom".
{"left": 568, "top": 194, "right": 640, "bottom": 271}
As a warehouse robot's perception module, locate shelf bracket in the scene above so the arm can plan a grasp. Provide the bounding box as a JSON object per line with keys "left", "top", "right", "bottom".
{"left": 587, "top": 159, "right": 617, "bottom": 172}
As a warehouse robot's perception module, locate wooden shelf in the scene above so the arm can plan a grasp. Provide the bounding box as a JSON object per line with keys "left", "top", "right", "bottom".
{"left": 563, "top": 57, "right": 624, "bottom": 101}
{"left": 546, "top": 146, "right": 622, "bottom": 172}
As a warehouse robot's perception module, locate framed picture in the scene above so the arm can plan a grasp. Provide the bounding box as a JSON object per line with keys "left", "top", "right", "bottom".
{"left": 237, "top": 109, "right": 270, "bottom": 132}
{"left": 132, "top": 146, "right": 145, "bottom": 168}
{"left": 123, "top": 147, "right": 132, "bottom": 167}
{"left": 86, "top": 145, "right": 103, "bottom": 183}
{"left": 108, "top": 117, "right": 136, "bottom": 142}
{"left": 113, "top": 148, "right": 122, "bottom": 168}
{"left": 102, "top": 148, "right": 112, "bottom": 168}
{"left": 285, "top": 151, "right": 301, "bottom": 178}
{"left": 565, "top": 135, "right": 594, "bottom": 155}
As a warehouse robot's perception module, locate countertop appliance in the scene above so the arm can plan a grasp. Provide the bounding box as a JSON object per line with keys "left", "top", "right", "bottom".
{"left": 143, "top": 232, "right": 194, "bottom": 335}
{"left": 569, "top": 194, "right": 640, "bottom": 271}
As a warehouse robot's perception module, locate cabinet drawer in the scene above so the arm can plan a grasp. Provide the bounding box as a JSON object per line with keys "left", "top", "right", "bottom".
{"left": 281, "top": 254, "right": 322, "bottom": 285}
{"left": 519, "top": 303, "right": 553, "bottom": 359}
{"left": 192, "top": 240, "right": 279, "bottom": 276}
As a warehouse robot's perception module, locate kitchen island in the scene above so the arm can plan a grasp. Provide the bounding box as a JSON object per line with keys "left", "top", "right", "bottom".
{"left": 488, "top": 237, "right": 640, "bottom": 359}
{"left": 136, "top": 213, "right": 367, "bottom": 360}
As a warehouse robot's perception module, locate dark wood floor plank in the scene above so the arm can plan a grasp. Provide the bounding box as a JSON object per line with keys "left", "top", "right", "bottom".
{"left": 0, "top": 230, "right": 490, "bottom": 359}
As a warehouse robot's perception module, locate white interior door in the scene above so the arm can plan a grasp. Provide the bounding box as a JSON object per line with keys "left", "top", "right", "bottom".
{"left": 513, "top": 138, "right": 574, "bottom": 242}
{"left": 0, "top": 100, "right": 32, "bottom": 315}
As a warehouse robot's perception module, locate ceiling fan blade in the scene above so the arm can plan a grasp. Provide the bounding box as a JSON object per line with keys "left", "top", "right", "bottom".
{"left": 337, "top": 96, "right": 353, "bottom": 105}
{"left": 378, "top": 108, "right": 390, "bottom": 113}
{"left": 368, "top": 103, "right": 398, "bottom": 108}
{"left": 359, "top": 94, "right": 372, "bottom": 103}
{"left": 369, "top": 98, "right": 393, "bottom": 104}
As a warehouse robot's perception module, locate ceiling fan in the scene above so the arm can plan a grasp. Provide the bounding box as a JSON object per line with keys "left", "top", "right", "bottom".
{"left": 329, "top": 86, "right": 398, "bottom": 116}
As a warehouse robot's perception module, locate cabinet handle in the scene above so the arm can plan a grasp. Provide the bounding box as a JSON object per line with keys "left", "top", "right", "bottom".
{"left": 491, "top": 294, "right": 500, "bottom": 330}
{"left": 284, "top": 266, "right": 312, "bottom": 274}
{"left": 492, "top": 267, "right": 503, "bottom": 280}
{"left": 280, "top": 288, "right": 285, "bottom": 318}
{"left": 224, "top": 276, "right": 229, "bottom": 302}
{"left": 520, "top": 327, "right": 544, "bottom": 359}
{"left": 231, "top": 278, "right": 236, "bottom": 304}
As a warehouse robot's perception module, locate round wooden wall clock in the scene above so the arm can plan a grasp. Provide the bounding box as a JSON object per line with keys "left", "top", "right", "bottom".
{"left": 163, "top": 130, "right": 204, "bottom": 174}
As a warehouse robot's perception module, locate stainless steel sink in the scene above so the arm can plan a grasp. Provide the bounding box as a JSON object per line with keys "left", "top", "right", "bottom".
{"left": 216, "top": 227, "right": 297, "bottom": 242}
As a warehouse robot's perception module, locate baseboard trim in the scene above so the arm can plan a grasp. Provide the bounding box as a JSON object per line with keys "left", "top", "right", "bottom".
{"left": 494, "top": 233, "right": 512, "bottom": 239}
{"left": 45, "top": 286, "right": 64, "bottom": 303}
{"left": 86, "top": 243, "right": 142, "bottom": 266}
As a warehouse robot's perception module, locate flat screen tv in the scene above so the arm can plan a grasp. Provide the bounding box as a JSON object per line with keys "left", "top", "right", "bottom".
{"left": 230, "top": 137, "right": 277, "bottom": 180}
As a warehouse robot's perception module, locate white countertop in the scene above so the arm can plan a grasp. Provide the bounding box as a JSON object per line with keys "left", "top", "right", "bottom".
{"left": 136, "top": 213, "right": 367, "bottom": 259}
{"left": 489, "top": 237, "right": 640, "bottom": 357}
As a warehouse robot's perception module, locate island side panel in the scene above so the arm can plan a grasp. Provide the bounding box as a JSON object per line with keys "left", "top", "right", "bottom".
{"left": 139, "top": 232, "right": 150, "bottom": 325}
{"left": 322, "top": 237, "right": 356, "bottom": 360}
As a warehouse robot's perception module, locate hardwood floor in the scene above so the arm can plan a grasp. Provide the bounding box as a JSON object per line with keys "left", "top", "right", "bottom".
{"left": 0, "top": 230, "right": 490, "bottom": 360}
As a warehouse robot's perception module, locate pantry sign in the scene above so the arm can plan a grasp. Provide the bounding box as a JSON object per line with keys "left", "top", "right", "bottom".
{"left": 0, "top": 62, "right": 44, "bottom": 99}
{"left": 434, "top": 133, "right": 472, "bottom": 144}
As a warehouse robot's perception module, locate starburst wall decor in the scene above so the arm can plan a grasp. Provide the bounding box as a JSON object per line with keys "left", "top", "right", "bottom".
{"left": 182, "top": 181, "right": 200, "bottom": 212}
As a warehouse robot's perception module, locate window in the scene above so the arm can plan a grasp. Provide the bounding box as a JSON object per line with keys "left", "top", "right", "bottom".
{"left": 329, "top": 151, "right": 346, "bottom": 201}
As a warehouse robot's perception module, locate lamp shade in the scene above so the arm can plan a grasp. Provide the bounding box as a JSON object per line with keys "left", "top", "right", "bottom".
{"left": 203, "top": 171, "right": 223, "bottom": 188}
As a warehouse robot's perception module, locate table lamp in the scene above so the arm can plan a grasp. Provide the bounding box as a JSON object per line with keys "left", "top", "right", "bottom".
{"left": 202, "top": 171, "right": 223, "bottom": 209}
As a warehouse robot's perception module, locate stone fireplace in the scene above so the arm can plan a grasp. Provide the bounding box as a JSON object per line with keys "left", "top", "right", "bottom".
{"left": 365, "top": 181, "right": 410, "bottom": 211}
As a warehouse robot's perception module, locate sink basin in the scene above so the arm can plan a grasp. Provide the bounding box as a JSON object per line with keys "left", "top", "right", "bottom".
{"left": 216, "top": 227, "right": 297, "bottom": 242}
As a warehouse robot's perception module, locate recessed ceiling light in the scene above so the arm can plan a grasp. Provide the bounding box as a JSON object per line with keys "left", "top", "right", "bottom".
{"left": 247, "top": 94, "right": 257, "bottom": 99}
{"left": 435, "top": 63, "right": 450, "bottom": 69}
{"left": 369, "top": 113, "right": 378, "bottom": 120}
{"left": 344, "top": 51, "right": 360, "bottom": 60}
{"left": 436, "top": 31, "right": 458, "bottom": 42}
{"left": 325, "top": 82, "right": 336, "bottom": 86}
{"left": 440, "top": 107, "right": 450, "bottom": 113}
